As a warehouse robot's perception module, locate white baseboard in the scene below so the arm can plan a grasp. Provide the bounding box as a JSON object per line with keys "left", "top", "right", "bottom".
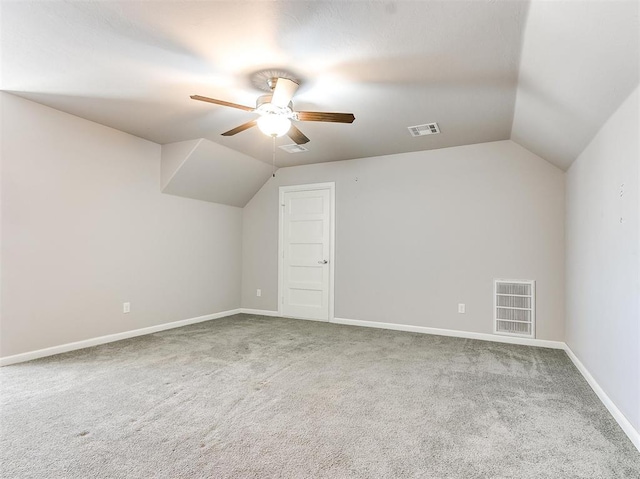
{"left": 240, "top": 308, "right": 281, "bottom": 317}
{"left": 240, "top": 309, "right": 331, "bottom": 322}
{"left": 0, "top": 308, "right": 241, "bottom": 367}
{"left": 332, "top": 317, "right": 565, "bottom": 349}
{"left": 564, "top": 345, "right": 640, "bottom": 452}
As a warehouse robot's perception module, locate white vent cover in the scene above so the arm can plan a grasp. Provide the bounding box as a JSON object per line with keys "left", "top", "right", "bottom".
{"left": 407, "top": 123, "right": 440, "bottom": 137}
{"left": 494, "top": 279, "right": 535, "bottom": 338}
{"left": 279, "top": 144, "right": 309, "bottom": 153}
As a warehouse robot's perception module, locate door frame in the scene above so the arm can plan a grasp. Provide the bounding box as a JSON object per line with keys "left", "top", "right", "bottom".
{"left": 278, "top": 182, "right": 336, "bottom": 322}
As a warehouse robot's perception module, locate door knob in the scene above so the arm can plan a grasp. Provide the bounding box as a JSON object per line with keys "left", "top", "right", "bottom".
{"left": 318, "top": 260, "right": 328, "bottom": 264}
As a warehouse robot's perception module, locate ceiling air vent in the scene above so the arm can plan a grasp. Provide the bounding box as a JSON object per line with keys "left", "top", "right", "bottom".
{"left": 407, "top": 122, "right": 440, "bottom": 137}
{"left": 279, "top": 144, "right": 309, "bottom": 153}
{"left": 494, "top": 279, "right": 536, "bottom": 338}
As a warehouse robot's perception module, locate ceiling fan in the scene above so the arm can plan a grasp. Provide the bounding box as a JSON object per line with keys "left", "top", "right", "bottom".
{"left": 190, "top": 77, "right": 355, "bottom": 145}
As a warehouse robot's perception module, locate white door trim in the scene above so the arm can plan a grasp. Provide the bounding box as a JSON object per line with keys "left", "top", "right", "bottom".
{"left": 278, "top": 182, "right": 335, "bottom": 322}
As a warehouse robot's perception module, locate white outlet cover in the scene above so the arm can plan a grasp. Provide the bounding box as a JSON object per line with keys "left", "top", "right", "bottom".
{"left": 123, "top": 302, "right": 131, "bottom": 313}
{"left": 458, "top": 303, "right": 466, "bottom": 314}
{"left": 256, "top": 289, "right": 261, "bottom": 297}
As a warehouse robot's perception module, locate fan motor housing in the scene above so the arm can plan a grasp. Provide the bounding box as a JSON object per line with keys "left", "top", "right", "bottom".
{"left": 256, "top": 94, "right": 293, "bottom": 117}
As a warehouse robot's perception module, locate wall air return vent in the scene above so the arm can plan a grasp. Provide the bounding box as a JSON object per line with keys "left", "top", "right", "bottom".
{"left": 407, "top": 122, "right": 440, "bottom": 137}
{"left": 279, "top": 144, "right": 309, "bottom": 153}
{"left": 494, "top": 279, "right": 535, "bottom": 338}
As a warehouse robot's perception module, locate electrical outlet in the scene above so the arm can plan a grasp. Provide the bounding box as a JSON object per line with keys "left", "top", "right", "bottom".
{"left": 458, "top": 303, "right": 466, "bottom": 314}
{"left": 256, "top": 289, "right": 261, "bottom": 297}
{"left": 123, "top": 302, "right": 130, "bottom": 314}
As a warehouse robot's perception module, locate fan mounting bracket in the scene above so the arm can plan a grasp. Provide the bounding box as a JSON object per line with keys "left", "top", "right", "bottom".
{"left": 250, "top": 69, "right": 300, "bottom": 92}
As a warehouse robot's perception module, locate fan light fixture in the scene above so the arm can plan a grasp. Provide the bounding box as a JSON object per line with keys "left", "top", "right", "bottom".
{"left": 190, "top": 74, "right": 355, "bottom": 144}
{"left": 257, "top": 114, "right": 291, "bottom": 137}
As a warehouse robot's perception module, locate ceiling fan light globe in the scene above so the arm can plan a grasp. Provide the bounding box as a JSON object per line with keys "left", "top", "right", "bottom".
{"left": 257, "top": 114, "right": 291, "bottom": 137}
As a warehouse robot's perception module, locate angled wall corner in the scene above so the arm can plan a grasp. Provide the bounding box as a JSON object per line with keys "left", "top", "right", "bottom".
{"left": 161, "top": 139, "right": 202, "bottom": 189}
{"left": 160, "top": 138, "right": 272, "bottom": 207}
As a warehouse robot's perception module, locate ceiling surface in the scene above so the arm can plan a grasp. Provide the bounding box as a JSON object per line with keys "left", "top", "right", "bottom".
{"left": 1, "top": 1, "right": 638, "bottom": 170}
{"left": 511, "top": 0, "right": 639, "bottom": 170}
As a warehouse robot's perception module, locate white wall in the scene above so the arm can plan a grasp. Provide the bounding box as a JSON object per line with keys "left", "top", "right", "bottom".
{"left": 0, "top": 93, "right": 242, "bottom": 357}
{"left": 242, "top": 140, "right": 565, "bottom": 341}
{"left": 565, "top": 87, "right": 639, "bottom": 436}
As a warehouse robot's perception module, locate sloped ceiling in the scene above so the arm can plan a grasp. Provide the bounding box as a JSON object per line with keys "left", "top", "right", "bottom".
{"left": 511, "top": 0, "right": 639, "bottom": 170}
{"left": 1, "top": 1, "right": 637, "bottom": 171}
{"left": 161, "top": 139, "right": 272, "bottom": 207}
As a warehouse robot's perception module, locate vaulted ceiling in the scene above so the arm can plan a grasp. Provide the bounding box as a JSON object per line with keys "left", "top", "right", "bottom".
{"left": 1, "top": 1, "right": 638, "bottom": 170}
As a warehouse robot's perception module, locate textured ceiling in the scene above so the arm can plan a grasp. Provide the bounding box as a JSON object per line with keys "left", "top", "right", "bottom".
{"left": 1, "top": 1, "right": 637, "bottom": 170}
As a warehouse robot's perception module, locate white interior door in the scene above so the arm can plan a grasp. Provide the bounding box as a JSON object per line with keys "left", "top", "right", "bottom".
{"left": 280, "top": 184, "right": 334, "bottom": 321}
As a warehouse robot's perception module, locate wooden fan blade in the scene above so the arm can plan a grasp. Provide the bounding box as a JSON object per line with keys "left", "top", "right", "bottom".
{"left": 190, "top": 95, "right": 254, "bottom": 112}
{"left": 270, "top": 78, "right": 299, "bottom": 108}
{"left": 221, "top": 120, "right": 257, "bottom": 136}
{"left": 297, "top": 111, "right": 355, "bottom": 123}
{"left": 287, "top": 125, "right": 310, "bottom": 145}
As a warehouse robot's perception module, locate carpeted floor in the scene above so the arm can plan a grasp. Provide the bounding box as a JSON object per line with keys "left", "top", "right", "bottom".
{"left": 1, "top": 314, "right": 638, "bottom": 478}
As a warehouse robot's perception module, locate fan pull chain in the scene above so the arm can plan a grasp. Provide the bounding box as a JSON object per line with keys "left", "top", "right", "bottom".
{"left": 272, "top": 135, "right": 276, "bottom": 177}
